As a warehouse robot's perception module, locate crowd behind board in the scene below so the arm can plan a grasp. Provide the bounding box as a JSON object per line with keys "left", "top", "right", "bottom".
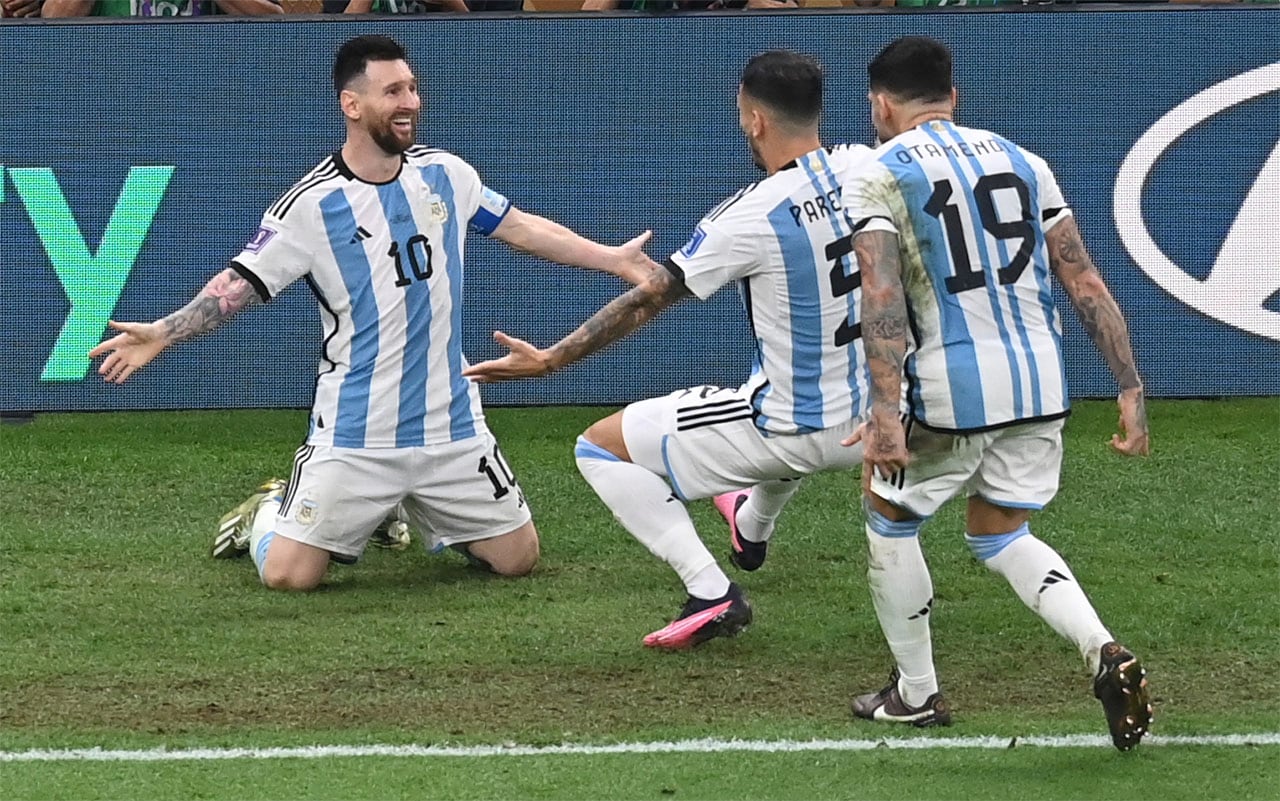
{"left": 3, "top": 0, "right": 1274, "bottom": 18}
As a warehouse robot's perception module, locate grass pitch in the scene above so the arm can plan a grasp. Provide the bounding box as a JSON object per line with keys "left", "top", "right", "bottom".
{"left": 1, "top": 399, "right": 1277, "bottom": 799}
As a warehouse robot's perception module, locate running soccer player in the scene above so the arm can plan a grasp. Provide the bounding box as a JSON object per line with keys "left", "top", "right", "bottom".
{"left": 465, "top": 51, "right": 876, "bottom": 649}
{"left": 843, "top": 36, "right": 1153, "bottom": 750}
{"left": 88, "top": 35, "right": 654, "bottom": 591}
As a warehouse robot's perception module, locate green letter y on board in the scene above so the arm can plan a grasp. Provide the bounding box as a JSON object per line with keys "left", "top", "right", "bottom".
{"left": 9, "top": 166, "right": 175, "bottom": 381}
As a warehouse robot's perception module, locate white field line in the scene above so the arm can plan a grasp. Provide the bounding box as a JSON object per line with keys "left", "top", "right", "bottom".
{"left": 3, "top": 733, "right": 1280, "bottom": 763}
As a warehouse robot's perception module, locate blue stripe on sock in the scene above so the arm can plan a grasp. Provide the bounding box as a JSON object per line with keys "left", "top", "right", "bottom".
{"left": 252, "top": 530, "right": 276, "bottom": 580}
{"left": 965, "top": 522, "right": 1030, "bottom": 561}
{"left": 862, "top": 498, "right": 923, "bottom": 538}
{"left": 574, "top": 436, "right": 622, "bottom": 462}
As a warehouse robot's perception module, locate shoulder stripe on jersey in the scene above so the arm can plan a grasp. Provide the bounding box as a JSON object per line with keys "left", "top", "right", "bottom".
{"left": 269, "top": 160, "right": 340, "bottom": 220}
{"left": 706, "top": 183, "right": 759, "bottom": 223}
{"left": 229, "top": 259, "right": 271, "bottom": 303}
{"left": 268, "top": 159, "right": 336, "bottom": 217}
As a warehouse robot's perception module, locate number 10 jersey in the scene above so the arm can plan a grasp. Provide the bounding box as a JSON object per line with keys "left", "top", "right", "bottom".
{"left": 231, "top": 147, "right": 511, "bottom": 449}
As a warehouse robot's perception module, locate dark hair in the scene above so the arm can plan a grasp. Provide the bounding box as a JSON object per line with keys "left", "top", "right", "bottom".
{"left": 741, "top": 50, "right": 823, "bottom": 129}
{"left": 333, "top": 35, "right": 409, "bottom": 94}
{"left": 867, "top": 36, "right": 952, "bottom": 103}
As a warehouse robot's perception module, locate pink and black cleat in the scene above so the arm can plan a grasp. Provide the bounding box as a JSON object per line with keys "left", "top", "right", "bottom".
{"left": 642, "top": 582, "right": 753, "bottom": 650}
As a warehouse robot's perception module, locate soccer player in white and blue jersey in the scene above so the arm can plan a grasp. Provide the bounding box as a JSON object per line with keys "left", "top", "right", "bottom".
{"left": 843, "top": 36, "right": 1153, "bottom": 750}
{"left": 88, "top": 35, "right": 654, "bottom": 591}
{"left": 466, "top": 51, "right": 877, "bottom": 649}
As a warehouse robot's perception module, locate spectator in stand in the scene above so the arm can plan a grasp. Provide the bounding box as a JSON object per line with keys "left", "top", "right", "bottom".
{"left": 1, "top": 0, "right": 44, "bottom": 16}
{"left": 581, "top": 0, "right": 797, "bottom": 10}
{"left": 42, "top": 0, "right": 280, "bottom": 15}
{"left": 340, "top": 0, "right": 468, "bottom": 12}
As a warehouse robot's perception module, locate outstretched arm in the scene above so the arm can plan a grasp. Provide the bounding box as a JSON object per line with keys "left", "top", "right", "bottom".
{"left": 88, "top": 267, "right": 261, "bottom": 384}
{"left": 853, "top": 229, "right": 911, "bottom": 477}
{"left": 1046, "top": 216, "right": 1149, "bottom": 456}
{"left": 464, "top": 266, "right": 691, "bottom": 382}
{"left": 491, "top": 207, "right": 657, "bottom": 286}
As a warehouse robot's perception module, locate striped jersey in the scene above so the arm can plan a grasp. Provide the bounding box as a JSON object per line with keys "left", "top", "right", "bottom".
{"left": 843, "top": 120, "right": 1072, "bottom": 433}
{"left": 667, "top": 144, "right": 876, "bottom": 435}
{"left": 231, "top": 146, "right": 511, "bottom": 448}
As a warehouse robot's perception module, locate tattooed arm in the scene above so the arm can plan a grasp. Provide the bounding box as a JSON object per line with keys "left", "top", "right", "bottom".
{"left": 464, "top": 266, "right": 691, "bottom": 382}
{"left": 1046, "top": 216, "right": 1149, "bottom": 456}
{"left": 854, "top": 229, "right": 911, "bottom": 476}
{"left": 87, "top": 267, "right": 261, "bottom": 384}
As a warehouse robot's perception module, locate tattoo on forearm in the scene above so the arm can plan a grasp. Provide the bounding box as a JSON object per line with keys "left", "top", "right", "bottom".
{"left": 159, "top": 269, "right": 260, "bottom": 344}
{"left": 550, "top": 269, "right": 690, "bottom": 368}
{"left": 856, "top": 230, "right": 908, "bottom": 410}
{"left": 1049, "top": 221, "right": 1142, "bottom": 391}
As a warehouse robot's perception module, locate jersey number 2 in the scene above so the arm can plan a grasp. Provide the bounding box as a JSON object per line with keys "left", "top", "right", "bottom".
{"left": 826, "top": 233, "right": 860, "bottom": 347}
{"left": 924, "top": 172, "right": 1034, "bottom": 295}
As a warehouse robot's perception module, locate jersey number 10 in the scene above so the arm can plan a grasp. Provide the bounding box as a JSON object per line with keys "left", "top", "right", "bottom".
{"left": 389, "top": 234, "right": 434, "bottom": 288}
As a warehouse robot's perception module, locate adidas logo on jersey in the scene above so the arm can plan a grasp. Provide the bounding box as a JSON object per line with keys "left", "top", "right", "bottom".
{"left": 348, "top": 226, "right": 372, "bottom": 244}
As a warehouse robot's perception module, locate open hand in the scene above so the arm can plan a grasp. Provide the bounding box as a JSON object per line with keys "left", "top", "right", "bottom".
{"left": 463, "top": 331, "right": 554, "bottom": 383}
{"left": 87, "top": 321, "right": 169, "bottom": 384}
{"left": 613, "top": 230, "right": 659, "bottom": 286}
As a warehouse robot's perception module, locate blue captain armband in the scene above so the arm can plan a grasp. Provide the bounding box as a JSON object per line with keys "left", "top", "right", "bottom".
{"left": 470, "top": 185, "right": 512, "bottom": 235}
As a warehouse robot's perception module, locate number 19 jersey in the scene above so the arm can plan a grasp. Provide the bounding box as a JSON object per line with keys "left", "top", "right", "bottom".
{"left": 844, "top": 120, "right": 1073, "bottom": 433}
{"left": 231, "top": 146, "right": 511, "bottom": 449}
{"left": 667, "top": 144, "right": 876, "bottom": 435}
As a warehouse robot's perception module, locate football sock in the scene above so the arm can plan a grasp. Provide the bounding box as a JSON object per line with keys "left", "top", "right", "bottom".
{"left": 967, "top": 524, "right": 1113, "bottom": 674}
{"left": 863, "top": 500, "right": 938, "bottom": 707}
{"left": 249, "top": 497, "right": 281, "bottom": 581}
{"left": 576, "top": 437, "right": 729, "bottom": 600}
{"left": 736, "top": 478, "right": 801, "bottom": 544}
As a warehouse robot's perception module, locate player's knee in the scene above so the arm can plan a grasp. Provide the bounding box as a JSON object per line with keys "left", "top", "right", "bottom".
{"left": 469, "top": 526, "right": 540, "bottom": 577}
{"left": 580, "top": 414, "right": 628, "bottom": 461}
{"left": 259, "top": 562, "right": 324, "bottom": 592}
{"left": 489, "top": 539, "right": 539, "bottom": 577}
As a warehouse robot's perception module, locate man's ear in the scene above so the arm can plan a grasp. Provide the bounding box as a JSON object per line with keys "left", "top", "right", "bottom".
{"left": 340, "top": 89, "right": 361, "bottom": 121}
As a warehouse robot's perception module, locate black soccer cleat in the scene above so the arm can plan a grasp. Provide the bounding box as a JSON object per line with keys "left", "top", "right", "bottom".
{"left": 1094, "top": 641, "right": 1153, "bottom": 752}
{"left": 851, "top": 667, "right": 953, "bottom": 728}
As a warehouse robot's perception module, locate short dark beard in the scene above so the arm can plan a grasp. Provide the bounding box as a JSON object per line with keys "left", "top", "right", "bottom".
{"left": 369, "top": 119, "right": 415, "bottom": 155}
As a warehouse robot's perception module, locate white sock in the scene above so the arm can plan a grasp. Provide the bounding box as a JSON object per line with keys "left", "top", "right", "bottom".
{"left": 737, "top": 478, "right": 801, "bottom": 544}
{"left": 967, "top": 524, "right": 1113, "bottom": 673}
{"left": 249, "top": 497, "right": 281, "bottom": 581}
{"left": 864, "top": 502, "right": 938, "bottom": 707}
{"left": 576, "top": 438, "right": 729, "bottom": 600}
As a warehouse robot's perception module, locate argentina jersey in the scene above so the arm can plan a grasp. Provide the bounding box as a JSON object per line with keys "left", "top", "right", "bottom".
{"left": 844, "top": 120, "right": 1072, "bottom": 433}
{"left": 667, "top": 144, "right": 876, "bottom": 435}
{"left": 230, "top": 146, "right": 511, "bottom": 448}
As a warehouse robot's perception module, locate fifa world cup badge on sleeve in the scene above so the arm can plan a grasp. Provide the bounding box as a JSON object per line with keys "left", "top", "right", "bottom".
{"left": 245, "top": 226, "right": 278, "bottom": 254}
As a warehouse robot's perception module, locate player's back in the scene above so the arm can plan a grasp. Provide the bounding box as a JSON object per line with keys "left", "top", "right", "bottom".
{"left": 846, "top": 120, "right": 1071, "bottom": 432}
{"left": 670, "top": 144, "right": 876, "bottom": 434}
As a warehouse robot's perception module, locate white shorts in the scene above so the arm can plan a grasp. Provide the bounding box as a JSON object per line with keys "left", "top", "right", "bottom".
{"left": 870, "top": 417, "right": 1065, "bottom": 519}
{"left": 274, "top": 428, "right": 531, "bottom": 559}
{"left": 620, "top": 385, "right": 864, "bottom": 501}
